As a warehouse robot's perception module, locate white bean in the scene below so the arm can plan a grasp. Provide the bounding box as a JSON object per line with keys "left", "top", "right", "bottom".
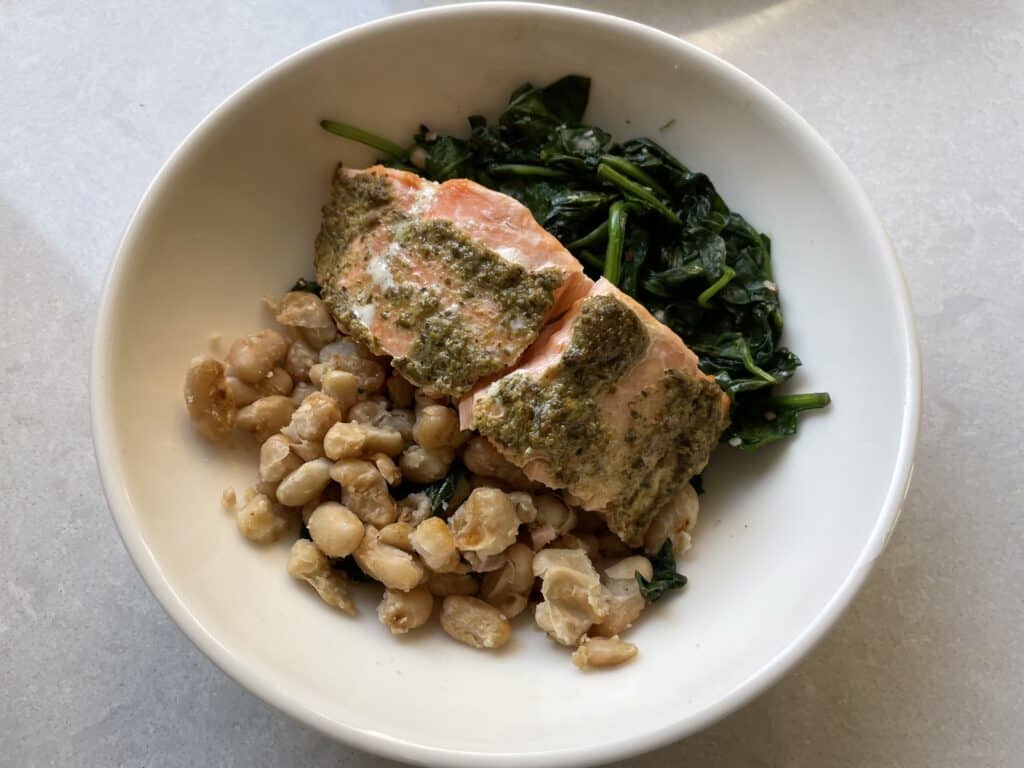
{"left": 302, "top": 323, "right": 339, "bottom": 349}
{"left": 411, "top": 517, "right": 461, "bottom": 573}
{"left": 226, "top": 330, "right": 289, "bottom": 383}
{"left": 287, "top": 539, "right": 355, "bottom": 615}
{"left": 285, "top": 340, "right": 317, "bottom": 383}
{"left": 330, "top": 459, "right": 397, "bottom": 527}
{"left": 287, "top": 392, "right": 341, "bottom": 442}
{"left": 259, "top": 433, "right": 302, "bottom": 483}
{"left": 643, "top": 483, "right": 700, "bottom": 556}
{"left": 236, "top": 395, "right": 296, "bottom": 441}
{"left": 378, "top": 522, "right": 415, "bottom": 552}
{"left": 397, "top": 492, "right": 432, "bottom": 526}
{"left": 290, "top": 382, "right": 317, "bottom": 406}
{"left": 377, "top": 586, "right": 433, "bottom": 634}
{"left": 235, "top": 493, "right": 291, "bottom": 543}
{"left": 399, "top": 444, "right": 453, "bottom": 484}
{"left": 413, "top": 405, "right": 461, "bottom": 450}
{"left": 571, "top": 636, "right": 637, "bottom": 669}
{"left": 184, "top": 356, "right": 235, "bottom": 440}
{"left": 276, "top": 458, "right": 333, "bottom": 506}
{"left": 450, "top": 487, "right": 521, "bottom": 558}
{"left": 440, "top": 596, "right": 511, "bottom": 649}
{"left": 320, "top": 370, "right": 359, "bottom": 413}
{"left": 462, "top": 436, "right": 531, "bottom": 488}
{"left": 354, "top": 525, "right": 425, "bottom": 591}
{"left": 480, "top": 543, "right": 534, "bottom": 619}
{"left": 275, "top": 291, "right": 333, "bottom": 329}
{"left": 307, "top": 502, "right": 364, "bottom": 558}
{"left": 604, "top": 556, "right": 654, "bottom": 582}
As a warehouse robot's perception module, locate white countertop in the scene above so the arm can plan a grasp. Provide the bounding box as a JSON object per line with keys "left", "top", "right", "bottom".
{"left": 2, "top": 1, "right": 1021, "bottom": 766}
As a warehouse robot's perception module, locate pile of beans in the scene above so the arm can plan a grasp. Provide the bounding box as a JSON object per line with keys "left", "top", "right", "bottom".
{"left": 184, "top": 288, "right": 699, "bottom": 669}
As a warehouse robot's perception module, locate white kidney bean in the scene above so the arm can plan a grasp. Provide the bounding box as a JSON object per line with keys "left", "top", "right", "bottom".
{"left": 184, "top": 356, "right": 235, "bottom": 440}
{"left": 235, "top": 493, "right": 291, "bottom": 543}
{"left": 643, "top": 483, "right": 700, "bottom": 556}
{"left": 320, "top": 370, "right": 359, "bottom": 413}
{"left": 226, "top": 330, "right": 289, "bottom": 383}
{"left": 571, "top": 636, "right": 637, "bottom": 669}
{"left": 480, "top": 543, "right": 534, "bottom": 619}
{"left": 276, "top": 458, "right": 333, "bottom": 506}
{"left": 353, "top": 525, "right": 425, "bottom": 591}
{"left": 378, "top": 522, "right": 415, "bottom": 552}
{"left": 440, "top": 596, "right": 511, "bottom": 650}
{"left": 428, "top": 572, "right": 479, "bottom": 597}
{"left": 604, "top": 556, "right": 654, "bottom": 583}
{"left": 285, "top": 339, "right": 317, "bottom": 383}
{"left": 235, "top": 395, "right": 296, "bottom": 441}
{"left": 286, "top": 539, "right": 355, "bottom": 615}
{"left": 330, "top": 459, "right": 397, "bottom": 527}
{"left": 399, "top": 445, "right": 453, "bottom": 484}
{"left": 377, "top": 585, "right": 433, "bottom": 634}
{"left": 450, "top": 487, "right": 521, "bottom": 558}
{"left": 287, "top": 392, "right": 341, "bottom": 442}
{"left": 462, "top": 437, "right": 531, "bottom": 488}
{"left": 411, "top": 517, "right": 461, "bottom": 573}
{"left": 259, "top": 433, "right": 302, "bottom": 483}
{"left": 276, "top": 291, "right": 333, "bottom": 329}
{"left": 412, "top": 405, "right": 461, "bottom": 450}
{"left": 307, "top": 501, "right": 364, "bottom": 558}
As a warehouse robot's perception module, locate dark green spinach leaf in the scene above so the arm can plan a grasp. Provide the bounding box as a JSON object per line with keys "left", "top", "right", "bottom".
{"left": 290, "top": 277, "right": 322, "bottom": 296}
{"left": 423, "top": 465, "right": 463, "bottom": 517}
{"left": 636, "top": 540, "right": 688, "bottom": 603}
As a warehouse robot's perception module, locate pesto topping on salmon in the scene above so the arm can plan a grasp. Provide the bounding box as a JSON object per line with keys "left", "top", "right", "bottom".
{"left": 314, "top": 166, "right": 564, "bottom": 396}
{"left": 475, "top": 293, "right": 728, "bottom": 541}
{"left": 475, "top": 295, "right": 648, "bottom": 480}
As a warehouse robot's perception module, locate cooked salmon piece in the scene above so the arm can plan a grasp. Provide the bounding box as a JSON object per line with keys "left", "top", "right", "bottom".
{"left": 314, "top": 165, "right": 590, "bottom": 397}
{"left": 463, "top": 278, "right": 730, "bottom": 543}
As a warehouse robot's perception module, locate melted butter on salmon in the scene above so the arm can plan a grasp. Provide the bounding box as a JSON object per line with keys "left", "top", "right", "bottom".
{"left": 315, "top": 165, "right": 590, "bottom": 396}
{"left": 466, "top": 278, "right": 730, "bottom": 542}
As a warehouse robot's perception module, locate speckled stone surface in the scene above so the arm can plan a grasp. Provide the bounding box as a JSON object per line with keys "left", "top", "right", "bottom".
{"left": 1, "top": 1, "right": 1022, "bottom": 766}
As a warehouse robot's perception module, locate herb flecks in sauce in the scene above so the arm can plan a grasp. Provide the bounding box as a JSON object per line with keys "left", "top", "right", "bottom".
{"left": 476, "top": 292, "right": 727, "bottom": 541}
{"left": 315, "top": 167, "right": 562, "bottom": 396}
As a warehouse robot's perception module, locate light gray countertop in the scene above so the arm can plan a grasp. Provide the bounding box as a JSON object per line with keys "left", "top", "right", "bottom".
{"left": 2, "top": 1, "right": 1021, "bottom": 766}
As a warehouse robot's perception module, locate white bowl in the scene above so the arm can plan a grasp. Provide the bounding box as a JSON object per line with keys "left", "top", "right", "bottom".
{"left": 91, "top": 3, "right": 920, "bottom": 766}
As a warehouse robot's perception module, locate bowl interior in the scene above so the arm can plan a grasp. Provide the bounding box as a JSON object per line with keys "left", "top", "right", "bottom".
{"left": 93, "top": 5, "right": 916, "bottom": 766}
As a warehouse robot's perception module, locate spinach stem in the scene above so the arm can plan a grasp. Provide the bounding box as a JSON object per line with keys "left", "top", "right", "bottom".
{"left": 488, "top": 164, "right": 569, "bottom": 178}
{"left": 577, "top": 250, "right": 605, "bottom": 271}
{"left": 319, "top": 120, "right": 408, "bottom": 159}
{"left": 567, "top": 220, "right": 610, "bottom": 250}
{"left": 597, "top": 163, "right": 681, "bottom": 225}
{"left": 736, "top": 334, "right": 776, "bottom": 383}
{"left": 599, "top": 154, "right": 669, "bottom": 196}
{"left": 603, "top": 201, "right": 629, "bottom": 284}
{"left": 771, "top": 392, "right": 831, "bottom": 412}
{"left": 697, "top": 266, "right": 736, "bottom": 307}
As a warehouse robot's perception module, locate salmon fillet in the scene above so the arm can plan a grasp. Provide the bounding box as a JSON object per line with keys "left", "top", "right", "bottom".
{"left": 463, "top": 278, "right": 730, "bottom": 543}
{"left": 315, "top": 165, "right": 591, "bottom": 397}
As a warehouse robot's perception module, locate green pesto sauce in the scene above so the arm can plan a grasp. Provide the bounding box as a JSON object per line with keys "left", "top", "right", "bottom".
{"left": 476, "top": 295, "right": 648, "bottom": 482}
{"left": 394, "top": 309, "right": 498, "bottom": 394}
{"left": 314, "top": 168, "right": 564, "bottom": 394}
{"left": 476, "top": 294, "right": 729, "bottom": 540}
{"left": 315, "top": 168, "right": 397, "bottom": 351}
{"left": 315, "top": 167, "right": 394, "bottom": 283}
{"left": 399, "top": 220, "right": 562, "bottom": 324}
{"left": 601, "top": 370, "right": 727, "bottom": 540}
{"left": 387, "top": 222, "right": 562, "bottom": 390}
